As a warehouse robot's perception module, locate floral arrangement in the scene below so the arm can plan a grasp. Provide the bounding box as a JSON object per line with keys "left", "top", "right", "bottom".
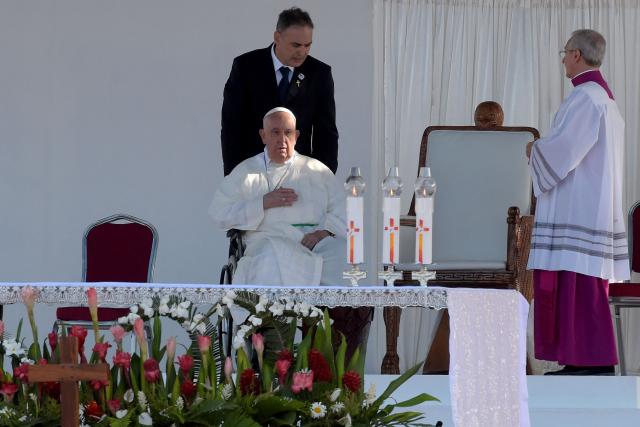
{"left": 0, "top": 287, "right": 439, "bottom": 426}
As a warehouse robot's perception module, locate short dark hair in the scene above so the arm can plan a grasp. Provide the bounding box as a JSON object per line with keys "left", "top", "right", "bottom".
{"left": 276, "top": 7, "right": 314, "bottom": 32}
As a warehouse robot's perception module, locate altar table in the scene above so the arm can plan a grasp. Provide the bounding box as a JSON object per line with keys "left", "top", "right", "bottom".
{"left": 0, "top": 283, "right": 529, "bottom": 427}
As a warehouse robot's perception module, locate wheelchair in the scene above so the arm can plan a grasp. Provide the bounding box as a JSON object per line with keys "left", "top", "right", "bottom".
{"left": 217, "top": 229, "right": 245, "bottom": 356}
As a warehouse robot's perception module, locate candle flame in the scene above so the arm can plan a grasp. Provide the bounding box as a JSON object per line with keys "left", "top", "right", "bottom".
{"left": 352, "top": 186, "right": 357, "bottom": 196}
{"left": 389, "top": 188, "right": 395, "bottom": 197}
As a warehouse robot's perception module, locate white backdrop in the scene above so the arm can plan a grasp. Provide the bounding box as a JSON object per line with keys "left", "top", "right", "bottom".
{"left": 0, "top": 0, "right": 376, "bottom": 284}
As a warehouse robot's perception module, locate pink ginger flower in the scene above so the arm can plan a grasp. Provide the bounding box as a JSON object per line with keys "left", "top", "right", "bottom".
{"left": 143, "top": 358, "right": 161, "bottom": 383}
{"left": 275, "top": 358, "right": 292, "bottom": 384}
{"left": 225, "top": 357, "right": 234, "bottom": 383}
{"left": 177, "top": 354, "right": 194, "bottom": 375}
{"left": 166, "top": 336, "right": 177, "bottom": 362}
{"left": 86, "top": 288, "right": 98, "bottom": 316}
{"left": 92, "top": 342, "right": 111, "bottom": 361}
{"left": 113, "top": 351, "right": 131, "bottom": 369}
{"left": 0, "top": 383, "right": 19, "bottom": 401}
{"left": 197, "top": 335, "right": 211, "bottom": 355}
{"left": 20, "top": 286, "right": 38, "bottom": 311}
{"left": 291, "top": 370, "right": 314, "bottom": 394}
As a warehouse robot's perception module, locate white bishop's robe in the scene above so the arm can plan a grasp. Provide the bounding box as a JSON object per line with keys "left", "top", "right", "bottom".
{"left": 528, "top": 81, "right": 630, "bottom": 282}
{"left": 209, "top": 151, "right": 347, "bottom": 285}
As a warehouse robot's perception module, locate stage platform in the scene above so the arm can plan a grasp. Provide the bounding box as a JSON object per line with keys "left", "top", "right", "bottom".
{"left": 365, "top": 374, "right": 640, "bottom": 426}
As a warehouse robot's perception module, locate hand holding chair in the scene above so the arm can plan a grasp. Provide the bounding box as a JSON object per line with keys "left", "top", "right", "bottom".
{"left": 55, "top": 214, "right": 158, "bottom": 334}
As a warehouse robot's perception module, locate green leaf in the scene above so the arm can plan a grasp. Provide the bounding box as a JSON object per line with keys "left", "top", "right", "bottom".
{"left": 16, "top": 318, "right": 23, "bottom": 341}
{"left": 390, "top": 392, "right": 439, "bottom": 408}
{"left": 294, "top": 326, "right": 313, "bottom": 371}
{"left": 261, "top": 363, "right": 273, "bottom": 392}
{"left": 371, "top": 361, "right": 426, "bottom": 410}
{"left": 251, "top": 394, "right": 305, "bottom": 423}
{"left": 152, "top": 315, "right": 162, "bottom": 360}
{"left": 335, "top": 334, "right": 347, "bottom": 388}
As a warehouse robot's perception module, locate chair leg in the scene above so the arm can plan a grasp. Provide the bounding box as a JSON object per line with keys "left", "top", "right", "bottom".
{"left": 381, "top": 306, "right": 401, "bottom": 374}
{"left": 613, "top": 304, "right": 625, "bottom": 376}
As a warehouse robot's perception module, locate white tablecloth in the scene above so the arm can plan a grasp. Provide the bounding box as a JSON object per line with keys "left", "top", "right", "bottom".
{"left": 447, "top": 288, "right": 530, "bottom": 427}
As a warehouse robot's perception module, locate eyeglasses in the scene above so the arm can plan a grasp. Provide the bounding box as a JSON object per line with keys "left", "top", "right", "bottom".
{"left": 559, "top": 49, "right": 579, "bottom": 58}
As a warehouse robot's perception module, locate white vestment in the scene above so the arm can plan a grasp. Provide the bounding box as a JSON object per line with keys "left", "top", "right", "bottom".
{"left": 209, "top": 151, "right": 347, "bottom": 285}
{"left": 528, "top": 81, "right": 630, "bottom": 282}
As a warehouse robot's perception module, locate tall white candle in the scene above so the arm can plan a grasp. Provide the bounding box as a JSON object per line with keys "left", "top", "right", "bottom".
{"left": 414, "top": 166, "right": 437, "bottom": 265}
{"left": 346, "top": 196, "right": 364, "bottom": 264}
{"left": 415, "top": 197, "right": 433, "bottom": 264}
{"left": 382, "top": 197, "right": 401, "bottom": 265}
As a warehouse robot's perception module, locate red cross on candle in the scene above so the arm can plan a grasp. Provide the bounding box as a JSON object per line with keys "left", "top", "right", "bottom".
{"left": 384, "top": 217, "right": 399, "bottom": 264}
{"left": 348, "top": 220, "right": 360, "bottom": 263}
{"left": 416, "top": 219, "right": 430, "bottom": 264}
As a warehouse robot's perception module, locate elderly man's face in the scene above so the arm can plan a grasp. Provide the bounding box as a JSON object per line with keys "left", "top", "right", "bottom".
{"left": 561, "top": 41, "right": 581, "bottom": 78}
{"left": 274, "top": 25, "right": 313, "bottom": 68}
{"left": 260, "top": 112, "right": 299, "bottom": 163}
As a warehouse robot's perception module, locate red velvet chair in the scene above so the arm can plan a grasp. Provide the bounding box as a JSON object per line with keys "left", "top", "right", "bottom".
{"left": 55, "top": 214, "right": 158, "bottom": 332}
{"left": 609, "top": 200, "right": 640, "bottom": 375}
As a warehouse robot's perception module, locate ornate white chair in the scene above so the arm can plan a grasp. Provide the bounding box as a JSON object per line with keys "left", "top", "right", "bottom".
{"left": 382, "top": 125, "right": 539, "bottom": 374}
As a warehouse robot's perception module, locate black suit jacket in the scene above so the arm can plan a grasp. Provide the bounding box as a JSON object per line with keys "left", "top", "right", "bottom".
{"left": 221, "top": 46, "right": 338, "bottom": 175}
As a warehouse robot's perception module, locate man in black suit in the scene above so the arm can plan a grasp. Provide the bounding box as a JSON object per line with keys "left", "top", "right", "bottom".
{"left": 221, "top": 7, "right": 338, "bottom": 176}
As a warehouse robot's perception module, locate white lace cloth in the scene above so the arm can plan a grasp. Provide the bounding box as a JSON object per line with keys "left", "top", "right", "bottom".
{"left": 0, "top": 282, "right": 447, "bottom": 309}
{"left": 447, "top": 288, "right": 530, "bottom": 427}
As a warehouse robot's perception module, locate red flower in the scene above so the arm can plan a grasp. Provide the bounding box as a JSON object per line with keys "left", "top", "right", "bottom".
{"left": 113, "top": 351, "right": 131, "bottom": 369}
{"left": 92, "top": 342, "right": 111, "bottom": 361}
{"left": 13, "top": 363, "right": 29, "bottom": 382}
{"left": 309, "top": 349, "right": 332, "bottom": 382}
{"left": 277, "top": 348, "right": 293, "bottom": 362}
{"left": 177, "top": 354, "right": 194, "bottom": 375}
{"left": 275, "top": 358, "right": 291, "bottom": 384}
{"left": 0, "top": 383, "right": 19, "bottom": 400}
{"left": 42, "top": 381, "right": 60, "bottom": 400}
{"left": 143, "top": 358, "right": 161, "bottom": 383}
{"left": 48, "top": 332, "right": 57, "bottom": 352}
{"left": 70, "top": 326, "right": 88, "bottom": 350}
{"left": 107, "top": 399, "right": 121, "bottom": 414}
{"left": 343, "top": 370, "right": 361, "bottom": 392}
{"left": 85, "top": 400, "right": 103, "bottom": 420}
{"left": 180, "top": 380, "right": 196, "bottom": 398}
{"left": 90, "top": 379, "right": 108, "bottom": 391}
{"left": 239, "top": 368, "right": 260, "bottom": 396}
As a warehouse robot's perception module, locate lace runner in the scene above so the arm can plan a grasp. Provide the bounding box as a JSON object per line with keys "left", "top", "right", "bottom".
{"left": 448, "top": 288, "right": 530, "bottom": 427}
{"left": 0, "top": 282, "right": 447, "bottom": 309}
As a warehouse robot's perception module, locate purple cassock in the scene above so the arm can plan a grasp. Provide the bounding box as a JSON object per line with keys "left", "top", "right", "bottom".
{"left": 533, "top": 69, "right": 618, "bottom": 367}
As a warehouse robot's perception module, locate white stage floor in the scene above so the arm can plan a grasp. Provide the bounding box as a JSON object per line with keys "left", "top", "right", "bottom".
{"left": 364, "top": 374, "right": 640, "bottom": 426}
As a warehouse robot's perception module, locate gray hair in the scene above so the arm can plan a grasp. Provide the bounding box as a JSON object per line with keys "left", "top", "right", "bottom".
{"left": 262, "top": 107, "right": 296, "bottom": 127}
{"left": 566, "top": 29, "right": 606, "bottom": 67}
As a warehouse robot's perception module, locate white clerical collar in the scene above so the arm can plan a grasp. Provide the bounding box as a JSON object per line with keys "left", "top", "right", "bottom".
{"left": 572, "top": 69, "right": 598, "bottom": 79}
{"left": 263, "top": 147, "right": 296, "bottom": 167}
{"left": 271, "top": 44, "right": 294, "bottom": 77}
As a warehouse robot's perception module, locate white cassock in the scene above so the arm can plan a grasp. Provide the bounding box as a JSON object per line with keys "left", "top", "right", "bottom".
{"left": 209, "top": 150, "right": 347, "bottom": 285}
{"left": 528, "top": 81, "right": 629, "bottom": 282}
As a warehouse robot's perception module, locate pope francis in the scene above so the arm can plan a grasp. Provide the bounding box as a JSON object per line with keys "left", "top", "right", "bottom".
{"left": 210, "top": 107, "right": 347, "bottom": 286}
